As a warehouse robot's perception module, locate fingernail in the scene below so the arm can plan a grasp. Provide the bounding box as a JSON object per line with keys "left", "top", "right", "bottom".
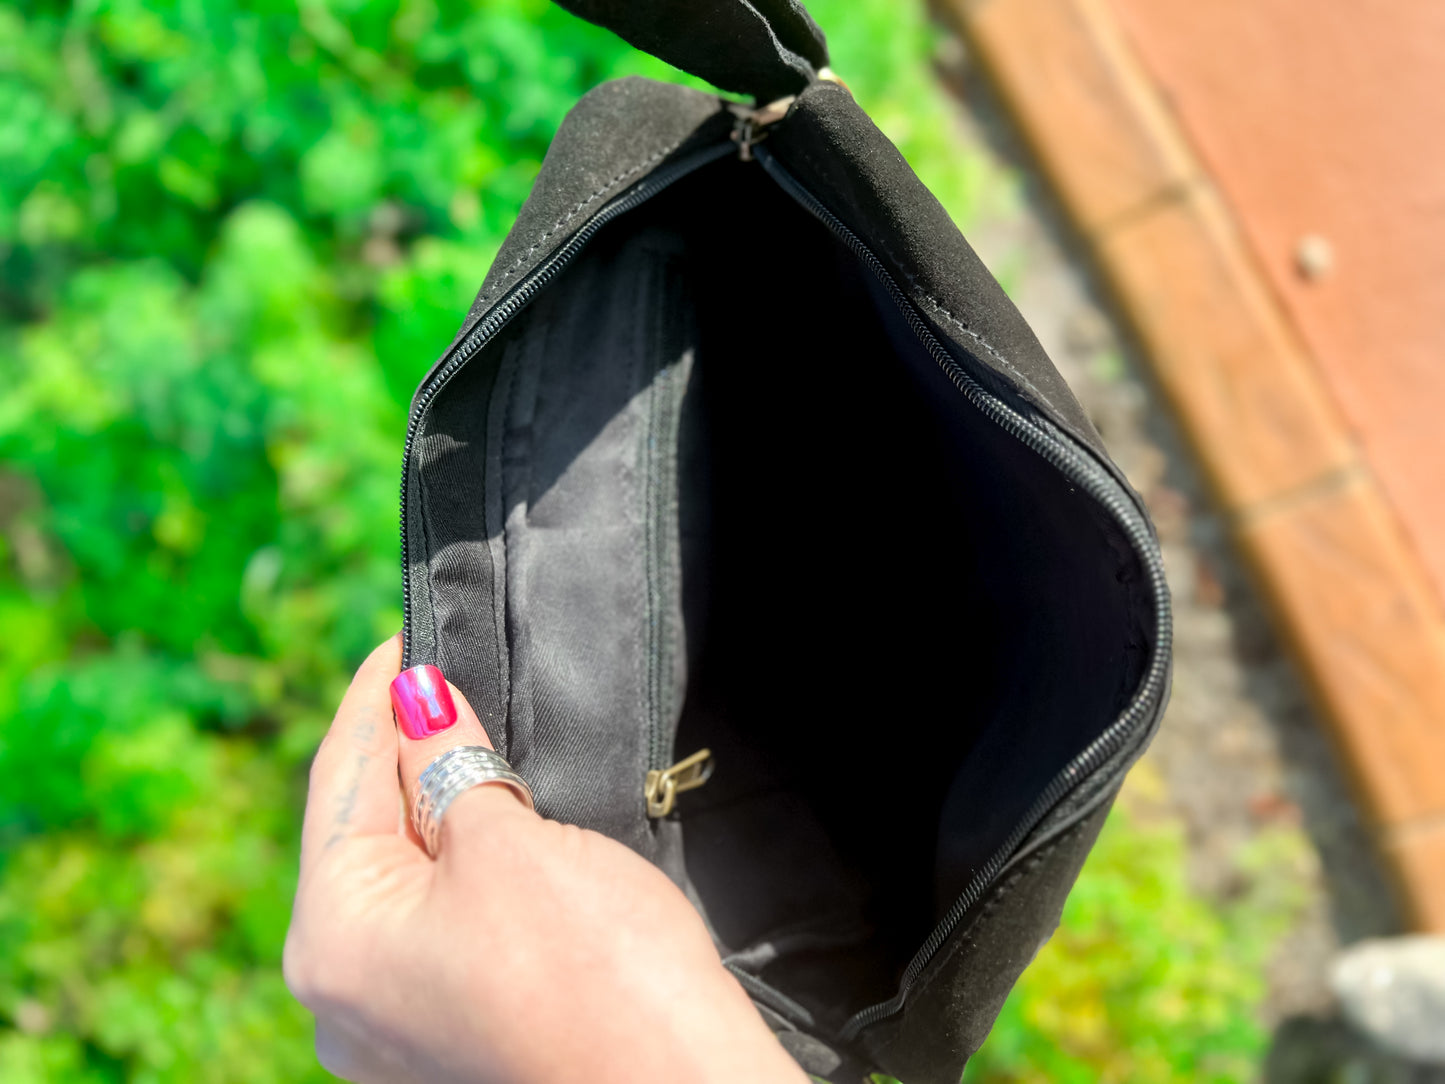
{"left": 390, "top": 665, "right": 457, "bottom": 740}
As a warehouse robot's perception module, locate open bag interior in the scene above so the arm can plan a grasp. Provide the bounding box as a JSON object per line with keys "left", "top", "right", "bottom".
{"left": 409, "top": 156, "right": 1153, "bottom": 1027}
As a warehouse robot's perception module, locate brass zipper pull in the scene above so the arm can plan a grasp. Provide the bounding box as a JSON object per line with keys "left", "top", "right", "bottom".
{"left": 729, "top": 96, "right": 795, "bottom": 161}
{"left": 644, "top": 748, "right": 714, "bottom": 818}
{"left": 727, "top": 69, "right": 847, "bottom": 161}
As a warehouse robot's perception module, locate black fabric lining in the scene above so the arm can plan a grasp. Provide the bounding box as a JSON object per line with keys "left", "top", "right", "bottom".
{"left": 406, "top": 156, "right": 1154, "bottom": 1027}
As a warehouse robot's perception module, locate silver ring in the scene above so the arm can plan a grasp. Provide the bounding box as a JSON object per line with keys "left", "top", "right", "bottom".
{"left": 411, "top": 745, "right": 534, "bottom": 857}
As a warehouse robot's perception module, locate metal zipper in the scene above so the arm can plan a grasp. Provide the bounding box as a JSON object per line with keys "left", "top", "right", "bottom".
{"left": 640, "top": 343, "right": 717, "bottom": 818}
{"left": 645, "top": 747, "right": 715, "bottom": 818}
{"left": 749, "top": 145, "right": 1172, "bottom": 1039}
{"left": 398, "top": 139, "right": 736, "bottom": 669}
{"left": 641, "top": 325, "right": 685, "bottom": 797}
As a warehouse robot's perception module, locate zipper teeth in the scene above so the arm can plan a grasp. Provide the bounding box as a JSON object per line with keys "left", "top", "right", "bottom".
{"left": 751, "top": 147, "right": 1172, "bottom": 1039}
{"left": 398, "top": 141, "right": 736, "bottom": 667}
{"left": 643, "top": 357, "right": 673, "bottom": 774}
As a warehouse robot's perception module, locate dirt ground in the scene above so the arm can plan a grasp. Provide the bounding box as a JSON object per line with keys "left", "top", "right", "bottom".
{"left": 929, "top": 31, "right": 1445, "bottom": 1083}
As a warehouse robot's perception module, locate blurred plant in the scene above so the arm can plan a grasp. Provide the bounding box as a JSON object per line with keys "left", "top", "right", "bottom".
{"left": 0, "top": 0, "right": 993, "bottom": 1078}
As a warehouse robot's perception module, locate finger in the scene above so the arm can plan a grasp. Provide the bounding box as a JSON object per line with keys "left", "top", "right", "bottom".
{"left": 315, "top": 1021, "right": 368, "bottom": 1083}
{"left": 315, "top": 1021, "right": 413, "bottom": 1084}
{"left": 299, "top": 633, "right": 406, "bottom": 880}
{"left": 391, "top": 665, "right": 536, "bottom": 849}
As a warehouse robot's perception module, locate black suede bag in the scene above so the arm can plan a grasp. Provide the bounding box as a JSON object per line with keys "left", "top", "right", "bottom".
{"left": 398, "top": 3, "right": 1171, "bottom": 1080}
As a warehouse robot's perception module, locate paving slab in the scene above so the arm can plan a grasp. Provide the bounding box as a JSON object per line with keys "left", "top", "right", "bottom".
{"left": 946, "top": 0, "right": 1445, "bottom": 931}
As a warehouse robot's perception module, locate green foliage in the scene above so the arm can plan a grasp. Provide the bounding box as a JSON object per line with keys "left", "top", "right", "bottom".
{"left": 0, "top": 0, "right": 997, "bottom": 1077}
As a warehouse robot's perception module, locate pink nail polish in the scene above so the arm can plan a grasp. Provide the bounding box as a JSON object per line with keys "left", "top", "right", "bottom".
{"left": 390, "top": 665, "right": 458, "bottom": 739}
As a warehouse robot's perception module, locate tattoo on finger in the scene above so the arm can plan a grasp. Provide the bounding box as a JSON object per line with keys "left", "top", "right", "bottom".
{"left": 323, "top": 707, "right": 384, "bottom": 849}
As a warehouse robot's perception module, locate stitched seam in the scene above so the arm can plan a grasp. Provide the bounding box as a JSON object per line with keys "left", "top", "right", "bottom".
{"left": 919, "top": 296, "right": 1052, "bottom": 406}
{"left": 642, "top": 265, "right": 662, "bottom": 779}
{"left": 867, "top": 818, "right": 1092, "bottom": 1032}
{"left": 471, "top": 138, "right": 688, "bottom": 311}
{"left": 965, "top": 828, "right": 1067, "bottom": 933}
{"left": 496, "top": 334, "right": 527, "bottom": 751}
{"left": 411, "top": 430, "right": 441, "bottom": 662}
{"left": 872, "top": 232, "right": 1057, "bottom": 409}
{"left": 788, "top": 143, "right": 1058, "bottom": 410}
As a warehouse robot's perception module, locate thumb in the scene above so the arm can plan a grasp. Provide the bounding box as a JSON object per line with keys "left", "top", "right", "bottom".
{"left": 390, "top": 664, "right": 536, "bottom": 854}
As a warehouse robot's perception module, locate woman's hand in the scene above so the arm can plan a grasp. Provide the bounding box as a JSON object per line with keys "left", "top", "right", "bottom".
{"left": 283, "top": 634, "right": 805, "bottom": 1084}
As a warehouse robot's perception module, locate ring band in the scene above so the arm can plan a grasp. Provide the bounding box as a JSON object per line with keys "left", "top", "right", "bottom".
{"left": 411, "top": 745, "right": 535, "bottom": 857}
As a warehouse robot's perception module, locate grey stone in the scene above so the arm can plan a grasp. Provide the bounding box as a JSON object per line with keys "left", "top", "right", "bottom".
{"left": 1332, "top": 937, "right": 1445, "bottom": 1064}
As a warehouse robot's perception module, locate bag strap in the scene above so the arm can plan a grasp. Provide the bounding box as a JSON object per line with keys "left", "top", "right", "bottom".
{"left": 552, "top": 0, "right": 829, "bottom": 102}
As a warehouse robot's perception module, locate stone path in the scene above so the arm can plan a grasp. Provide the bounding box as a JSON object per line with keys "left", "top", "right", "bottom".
{"left": 931, "top": 30, "right": 1445, "bottom": 1081}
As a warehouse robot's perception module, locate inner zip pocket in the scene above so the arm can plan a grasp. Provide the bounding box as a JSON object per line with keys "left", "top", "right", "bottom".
{"left": 640, "top": 252, "right": 694, "bottom": 802}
